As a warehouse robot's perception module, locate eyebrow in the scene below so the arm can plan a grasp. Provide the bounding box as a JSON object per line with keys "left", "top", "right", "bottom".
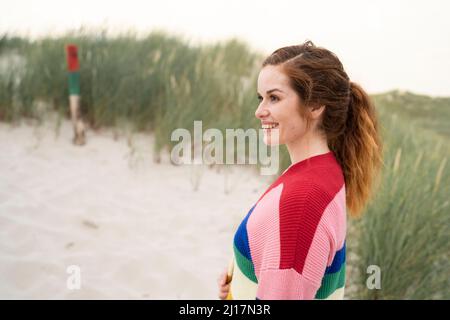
{"left": 257, "top": 88, "right": 284, "bottom": 95}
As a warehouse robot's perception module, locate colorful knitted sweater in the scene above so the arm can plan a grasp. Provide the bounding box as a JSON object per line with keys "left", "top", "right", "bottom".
{"left": 226, "top": 151, "right": 347, "bottom": 300}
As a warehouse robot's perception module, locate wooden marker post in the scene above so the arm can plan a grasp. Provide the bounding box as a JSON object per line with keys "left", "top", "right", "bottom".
{"left": 66, "top": 44, "right": 86, "bottom": 145}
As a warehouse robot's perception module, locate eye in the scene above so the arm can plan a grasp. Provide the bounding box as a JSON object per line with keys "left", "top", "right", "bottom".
{"left": 270, "top": 95, "right": 279, "bottom": 102}
{"left": 257, "top": 94, "right": 263, "bottom": 102}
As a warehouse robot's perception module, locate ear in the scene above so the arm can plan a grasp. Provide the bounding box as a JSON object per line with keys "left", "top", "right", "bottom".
{"left": 310, "top": 105, "right": 326, "bottom": 120}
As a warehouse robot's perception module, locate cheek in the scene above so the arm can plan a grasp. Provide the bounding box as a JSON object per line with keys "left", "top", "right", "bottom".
{"left": 274, "top": 99, "right": 307, "bottom": 138}
{"left": 278, "top": 100, "right": 303, "bottom": 125}
{"left": 281, "top": 116, "right": 306, "bottom": 137}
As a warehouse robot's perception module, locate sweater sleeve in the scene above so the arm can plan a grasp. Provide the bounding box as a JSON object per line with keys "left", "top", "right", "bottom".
{"left": 255, "top": 183, "right": 336, "bottom": 300}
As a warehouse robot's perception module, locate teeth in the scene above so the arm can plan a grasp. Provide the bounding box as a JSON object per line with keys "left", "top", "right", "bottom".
{"left": 262, "top": 124, "right": 278, "bottom": 129}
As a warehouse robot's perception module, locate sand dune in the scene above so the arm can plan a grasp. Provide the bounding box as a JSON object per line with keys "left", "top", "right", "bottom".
{"left": 0, "top": 119, "right": 271, "bottom": 299}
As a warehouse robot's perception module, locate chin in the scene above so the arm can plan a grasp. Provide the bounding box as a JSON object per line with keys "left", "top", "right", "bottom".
{"left": 263, "top": 130, "right": 281, "bottom": 146}
{"left": 263, "top": 138, "right": 281, "bottom": 146}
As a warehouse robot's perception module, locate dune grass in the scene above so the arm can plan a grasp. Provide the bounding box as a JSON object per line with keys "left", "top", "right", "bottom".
{"left": 0, "top": 30, "right": 263, "bottom": 159}
{"left": 346, "top": 99, "right": 450, "bottom": 299}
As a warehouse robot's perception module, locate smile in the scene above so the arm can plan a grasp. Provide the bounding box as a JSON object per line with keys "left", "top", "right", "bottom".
{"left": 261, "top": 123, "right": 279, "bottom": 129}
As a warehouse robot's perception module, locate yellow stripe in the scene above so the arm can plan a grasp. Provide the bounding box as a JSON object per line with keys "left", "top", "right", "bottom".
{"left": 322, "top": 287, "right": 345, "bottom": 300}
{"left": 229, "top": 257, "right": 258, "bottom": 300}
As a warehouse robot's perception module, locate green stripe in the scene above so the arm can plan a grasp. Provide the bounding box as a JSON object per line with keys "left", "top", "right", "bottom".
{"left": 233, "top": 244, "right": 258, "bottom": 283}
{"left": 68, "top": 72, "right": 80, "bottom": 95}
{"left": 315, "top": 263, "right": 346, "bottom": 299}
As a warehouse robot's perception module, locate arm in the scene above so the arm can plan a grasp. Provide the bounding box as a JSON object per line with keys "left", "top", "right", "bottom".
{"left": 256, "top": 183, "right": 337, "bottom": 300}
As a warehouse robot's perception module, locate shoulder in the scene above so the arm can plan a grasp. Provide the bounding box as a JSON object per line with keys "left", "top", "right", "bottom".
{"left": 279, "top": 176, "right": 337, "bottom": 216}
{"left": 277, "top": 171, "right": 346, "bottom": 242}
{"left": 279, "top": 161, "right": 345, "bottom": 210}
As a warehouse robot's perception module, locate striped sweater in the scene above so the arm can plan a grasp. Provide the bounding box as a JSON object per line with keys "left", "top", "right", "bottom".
{"left": 226, "top": 151, "right": 347, "bottom": 300}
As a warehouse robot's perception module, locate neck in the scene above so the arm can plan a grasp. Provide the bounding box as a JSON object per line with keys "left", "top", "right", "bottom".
{"left": 286, "top": 131, "right": 330, "bottom": 165}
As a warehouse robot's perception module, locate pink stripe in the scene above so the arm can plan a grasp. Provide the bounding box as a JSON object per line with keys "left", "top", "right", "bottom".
{"left": 257, "top": 268, "right": 318, "bottom": 299}
{"left": 302, "top": 185, "right": 347, "bottom": 284}
{"left": 247, "top": 184, "right": 283, "bottom": 279}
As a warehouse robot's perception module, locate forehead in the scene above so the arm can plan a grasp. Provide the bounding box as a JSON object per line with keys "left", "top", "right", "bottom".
{"left": 257, "top": 65, "right": 291, "bottom": 91}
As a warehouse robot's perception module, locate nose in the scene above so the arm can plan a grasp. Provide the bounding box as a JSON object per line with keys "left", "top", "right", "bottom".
{"left": 255, "top": 103, "right": 269, "bottom": 119}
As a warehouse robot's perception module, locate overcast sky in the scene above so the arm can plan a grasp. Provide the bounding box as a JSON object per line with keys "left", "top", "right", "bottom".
{"left": 1, "top": 0, "right": 450, "bottom": 96}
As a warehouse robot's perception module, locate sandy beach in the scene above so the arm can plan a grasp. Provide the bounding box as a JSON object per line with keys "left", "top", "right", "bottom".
{"left": 0, "top": 118, "right": 271, "bottom": 299}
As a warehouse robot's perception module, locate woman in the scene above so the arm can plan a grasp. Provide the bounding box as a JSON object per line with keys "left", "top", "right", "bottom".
{"left": 217, "top": 40, "right": 383, "bottom": 300}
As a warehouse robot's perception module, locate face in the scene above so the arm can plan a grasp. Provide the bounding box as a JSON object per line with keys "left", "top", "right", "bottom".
{"left": 255, "top": 65, "right": 308, "bottom": 147}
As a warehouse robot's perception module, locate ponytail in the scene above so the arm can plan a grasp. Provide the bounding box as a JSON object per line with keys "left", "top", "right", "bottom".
{"left": 330, "top": 82, "right": 383, "bottom": 218}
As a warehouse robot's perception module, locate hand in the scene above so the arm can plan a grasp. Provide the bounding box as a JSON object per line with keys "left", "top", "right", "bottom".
{"left": 217, "top": 268, "right": 231, "bottom": 300}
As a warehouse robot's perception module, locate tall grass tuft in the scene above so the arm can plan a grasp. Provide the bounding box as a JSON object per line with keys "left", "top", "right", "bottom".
{"left": 347, "top": 102, "right": 450, "bottom": 299}
{"left": 0, "top": 30, "right": 265, "bottom": 163}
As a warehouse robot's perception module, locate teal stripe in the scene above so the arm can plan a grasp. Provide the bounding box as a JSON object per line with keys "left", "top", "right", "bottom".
{"left": 68, "top": 72, "right": 80, "bottom": 95}
{"left": 315, "top": 263, "right": 346, "bottom": 299}
{"left": 233, "top": 243, "right": 257, "bottom": 283}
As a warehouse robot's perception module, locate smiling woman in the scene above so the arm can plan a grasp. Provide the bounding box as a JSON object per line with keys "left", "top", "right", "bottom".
{"left": 217, "top": 40, "right": 383, "bottom": 300}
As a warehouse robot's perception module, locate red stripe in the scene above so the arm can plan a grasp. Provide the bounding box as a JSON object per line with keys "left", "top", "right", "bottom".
{"left": 66, "top": 44, "right": 79, "bottom": 72}
{"left": 278, "top": 158, "right": 344, "bottom": 273}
